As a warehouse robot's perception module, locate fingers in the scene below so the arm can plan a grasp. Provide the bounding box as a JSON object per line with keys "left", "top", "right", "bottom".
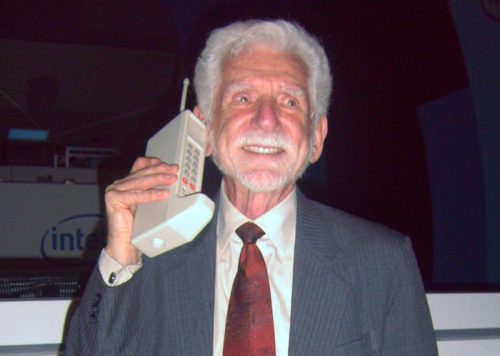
{"left": 105, "top": 187, "right": 170, "bottom": 213}
{"left": 130, "top": 156, "right": 178, "bottom": 174}
{"left": 130, "top": 156, "right": 158, "bottom": 173}
{"left": 111, "top": 171, "right": 177, "bottom": 193}
{"left": 115, "top": 158, "right": 178, "bottom": 191}
{"left": 106, "top": 158, "right": 178, "bottom": 211}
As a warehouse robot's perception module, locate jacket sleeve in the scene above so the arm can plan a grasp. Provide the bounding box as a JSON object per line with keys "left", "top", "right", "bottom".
{"left": 64, "top": 266, "right": 144, "bottom": 356}
{"left": 382, "top": 238, "right": 438, "bottom": 355}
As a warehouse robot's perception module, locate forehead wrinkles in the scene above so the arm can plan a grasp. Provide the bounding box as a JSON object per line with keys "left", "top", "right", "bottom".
{"left": 222, "top": 81, "right": 307, "bottom": 96}
{"left": 224, "top": 46, "right": 307, "bottom": 78}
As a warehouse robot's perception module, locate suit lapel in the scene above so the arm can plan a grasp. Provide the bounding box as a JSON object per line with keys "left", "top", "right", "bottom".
{"left": 288, "top": 192, "right": 352, "bottom": 355}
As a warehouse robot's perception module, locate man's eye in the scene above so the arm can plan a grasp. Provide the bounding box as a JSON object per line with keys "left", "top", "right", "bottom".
{"left": 238, "top": 95, "right": 249, "bottom": 103}
{"left": 286, "top": 98, "right": 297, "bottom": 107}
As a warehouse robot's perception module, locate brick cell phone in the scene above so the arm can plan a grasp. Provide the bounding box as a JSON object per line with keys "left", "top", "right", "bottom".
{"left": 131, "top": 80, "right": 215, "bottom": 257}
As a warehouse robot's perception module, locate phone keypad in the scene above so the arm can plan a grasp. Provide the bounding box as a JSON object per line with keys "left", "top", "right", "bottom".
{"left": 180, "top": 140, "right": 202, "bottom": 196}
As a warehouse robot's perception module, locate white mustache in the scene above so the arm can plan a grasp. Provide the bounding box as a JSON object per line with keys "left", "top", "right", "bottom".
{"left": 234, "top": 132, "right": 292, "bottom": 150}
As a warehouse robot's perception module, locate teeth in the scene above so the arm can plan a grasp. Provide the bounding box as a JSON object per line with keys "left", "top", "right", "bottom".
{"left": 243, "top": 145, "right": 283, "bottom": 154}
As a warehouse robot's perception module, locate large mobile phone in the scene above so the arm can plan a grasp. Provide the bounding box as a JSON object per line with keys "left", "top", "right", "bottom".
{"left": 131, "top": 82, "right": 215, "bottom": 257}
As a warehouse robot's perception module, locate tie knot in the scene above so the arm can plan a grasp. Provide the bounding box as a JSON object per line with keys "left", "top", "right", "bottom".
{"left": 235, "top": 222, "right": 265, "bottom": 244}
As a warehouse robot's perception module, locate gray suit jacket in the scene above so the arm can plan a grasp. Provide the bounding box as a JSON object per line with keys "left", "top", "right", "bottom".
{"left": 66, "top": 191, "right": 437, "bottom": 355}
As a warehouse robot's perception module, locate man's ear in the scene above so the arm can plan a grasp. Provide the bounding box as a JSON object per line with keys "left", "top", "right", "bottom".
{"left": 193, "top": 105, "right": 212, "bottom": 157}
{"left": 310, "top": 115, "right": 328, "bottom": 163}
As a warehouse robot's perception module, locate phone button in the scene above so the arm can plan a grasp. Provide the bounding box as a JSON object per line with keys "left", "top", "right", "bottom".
{"left": 152, "top": 238, "right": 165, "bottom": 249}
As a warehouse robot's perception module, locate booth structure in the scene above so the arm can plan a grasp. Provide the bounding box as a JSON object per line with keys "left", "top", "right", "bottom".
{"left": 0, "top": 293, "right": 499, "bottom": 355}
{"left": 427, "top": 293, "right": 500, "bottom": 355}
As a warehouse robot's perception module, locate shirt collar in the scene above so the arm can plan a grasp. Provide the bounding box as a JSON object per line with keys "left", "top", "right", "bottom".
{"left": 216, "top": 181, "right": 297, "bottom": 254}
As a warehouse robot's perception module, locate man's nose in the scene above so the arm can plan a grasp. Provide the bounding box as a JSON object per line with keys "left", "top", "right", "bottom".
{"left": 252, "top": 98, "right": 280, "bottom": 131}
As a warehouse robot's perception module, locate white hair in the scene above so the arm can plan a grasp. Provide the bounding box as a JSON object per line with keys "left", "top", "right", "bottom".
{"left": 194, "top": 19, "right": 333, "bottom": 127}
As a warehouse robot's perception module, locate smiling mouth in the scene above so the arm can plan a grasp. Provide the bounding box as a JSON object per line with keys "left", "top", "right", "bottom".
{"left": 243, "top": 145, "right": 284, "bottom": 155}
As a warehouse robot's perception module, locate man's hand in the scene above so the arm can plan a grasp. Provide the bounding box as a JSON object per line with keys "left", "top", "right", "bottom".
{"left": 104, "top": 157, "right": 178, "bottom": 265}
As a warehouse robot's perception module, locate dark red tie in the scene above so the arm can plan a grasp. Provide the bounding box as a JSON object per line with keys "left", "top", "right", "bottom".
{"left": 223, "top": 222, "right": 276, "bottom": 356}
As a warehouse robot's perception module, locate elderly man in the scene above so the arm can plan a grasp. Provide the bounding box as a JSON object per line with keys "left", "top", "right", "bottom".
{"left": 67, "top": 20, "right": 437, "bottom": 355}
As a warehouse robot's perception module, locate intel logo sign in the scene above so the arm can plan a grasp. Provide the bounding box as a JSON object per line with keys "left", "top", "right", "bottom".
{"left": 40, "top": 213, "right": 106, "bottom": 260}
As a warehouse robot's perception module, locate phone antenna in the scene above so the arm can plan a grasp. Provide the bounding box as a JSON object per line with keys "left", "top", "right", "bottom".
{"left": 180, "top": 78, "right": 190, "bottom": 112}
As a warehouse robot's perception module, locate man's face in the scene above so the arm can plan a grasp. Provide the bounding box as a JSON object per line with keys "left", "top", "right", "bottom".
{"left": 207, "top": 45, "right": 326, "bottom": 193}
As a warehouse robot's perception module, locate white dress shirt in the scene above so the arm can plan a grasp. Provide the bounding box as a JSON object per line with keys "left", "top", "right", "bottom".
{"left": 213, "top": 186, "right": 296, "bottom": 356}
{"left": 99, "top": 184, "right": 297, "bottom": 356}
